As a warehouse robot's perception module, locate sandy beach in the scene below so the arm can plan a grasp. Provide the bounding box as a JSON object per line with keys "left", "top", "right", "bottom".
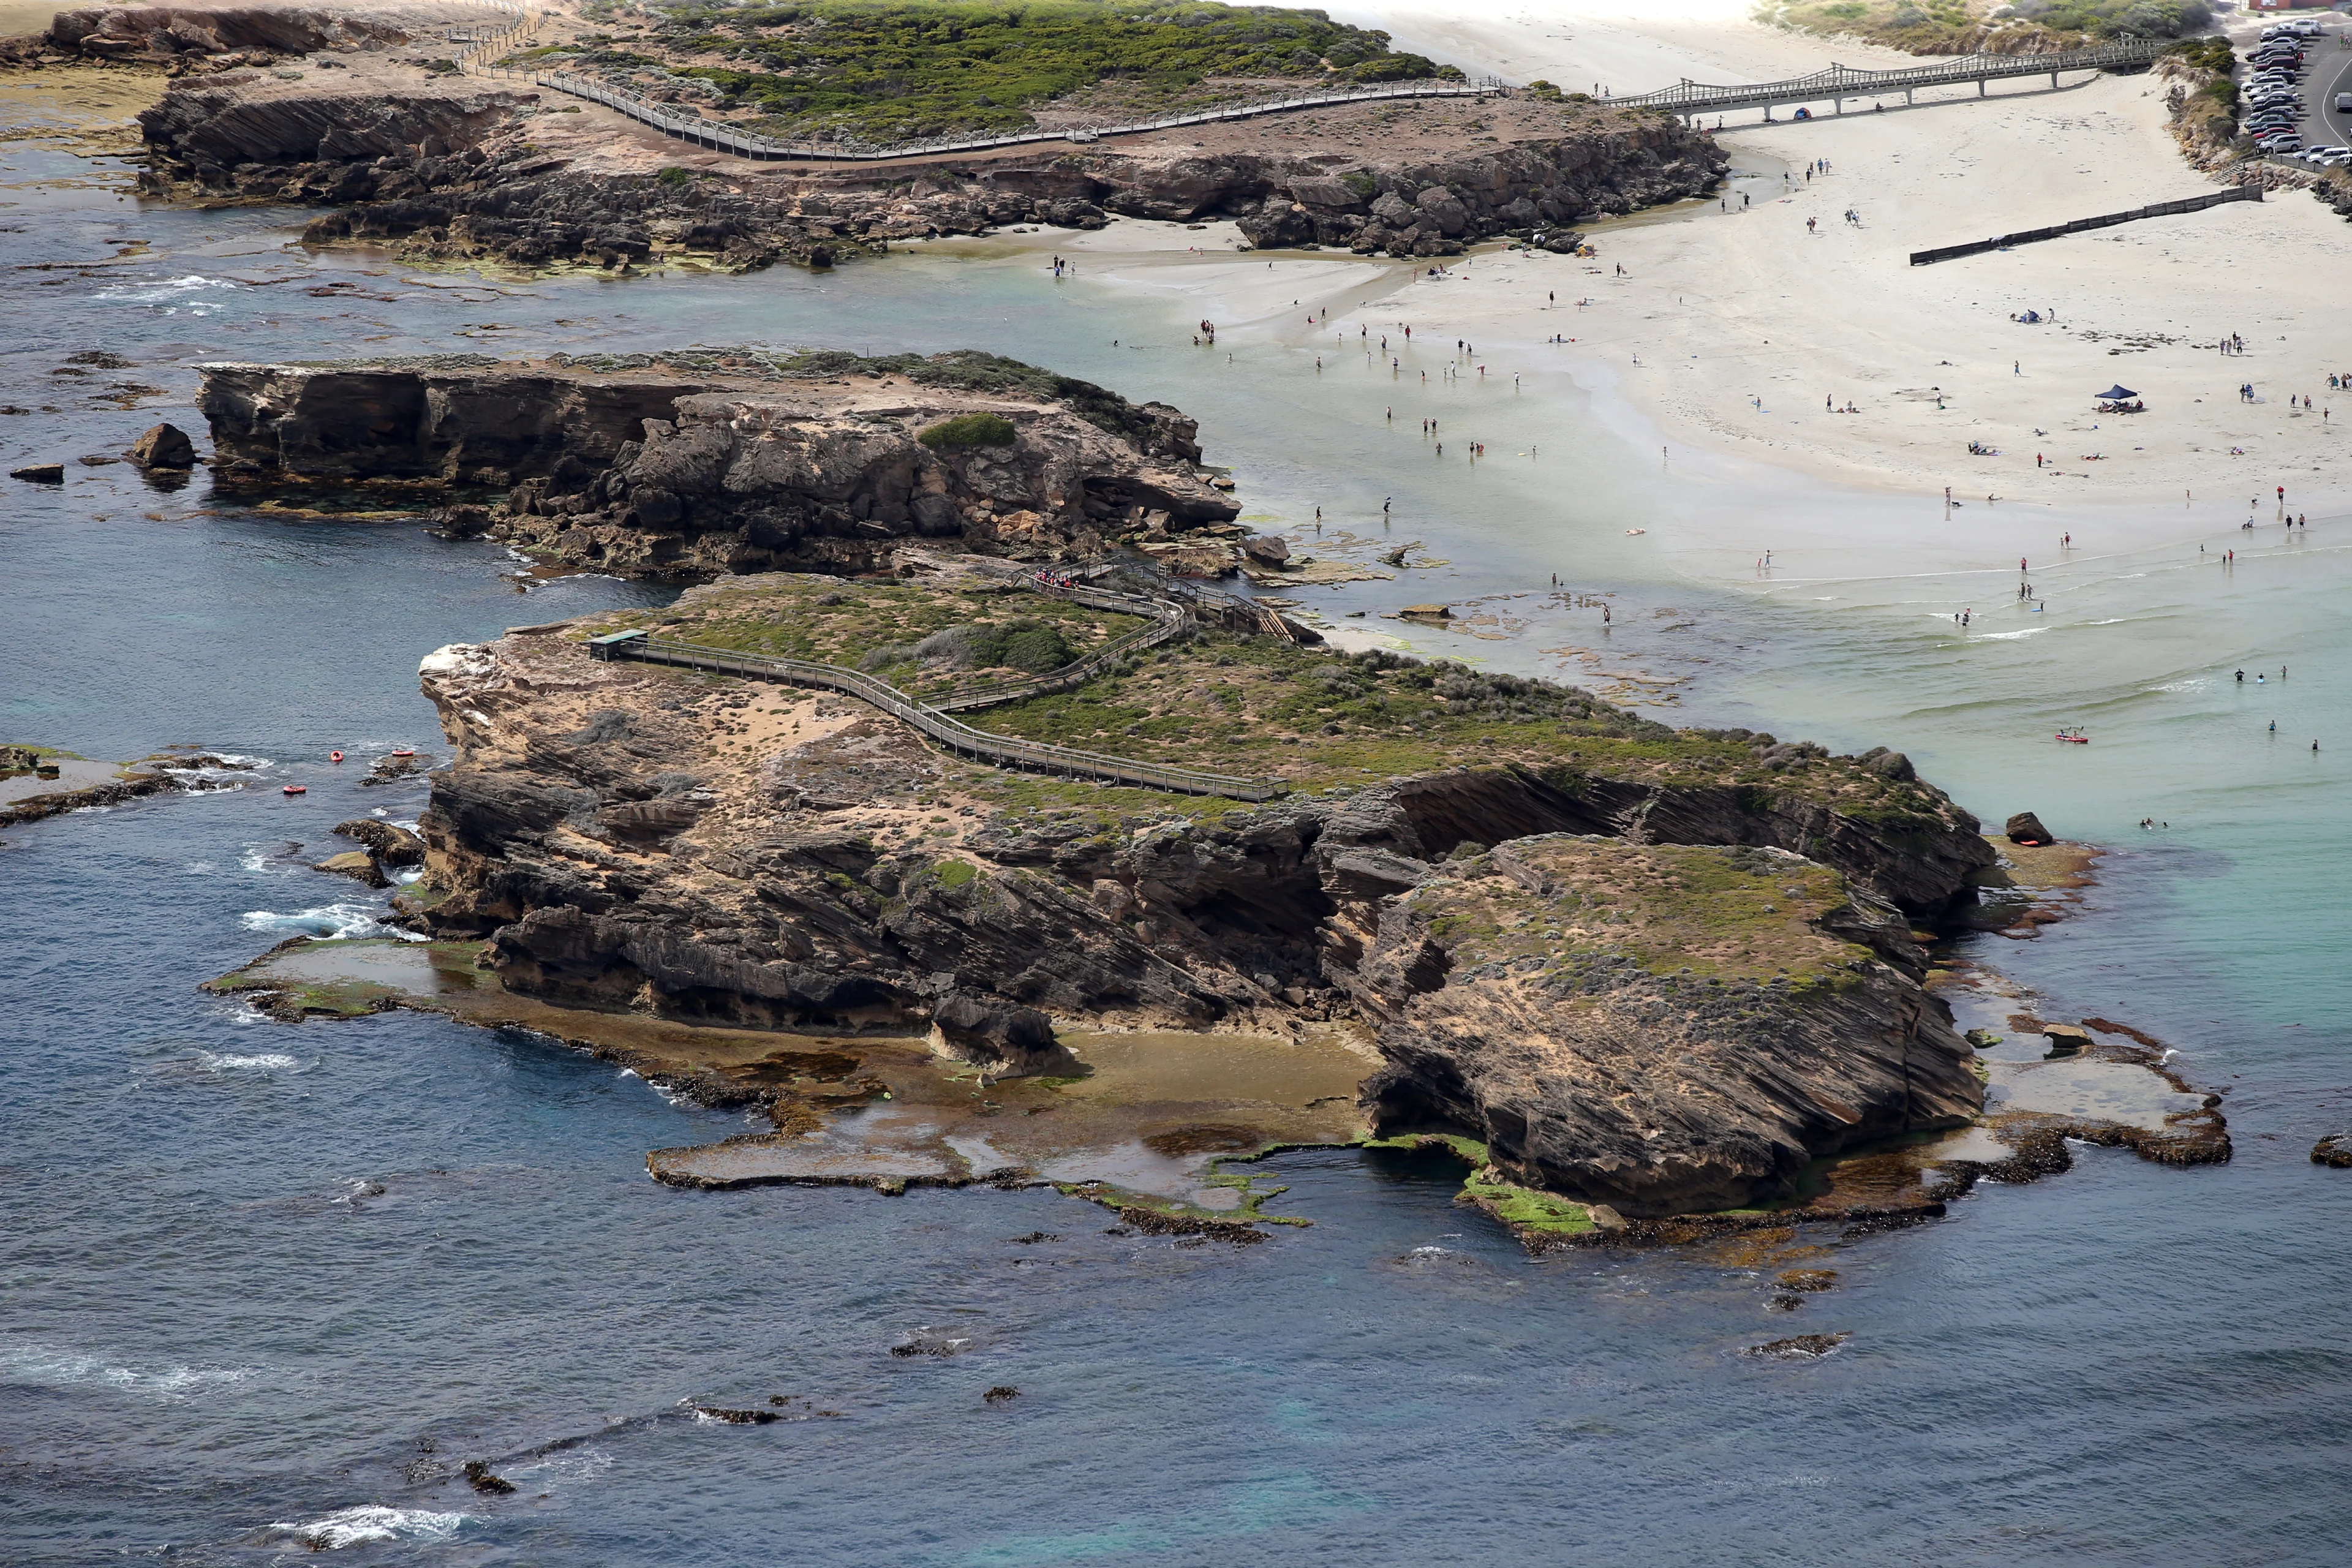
{"left": 1051, "top": 1, "right": 2352, "bottom": 549}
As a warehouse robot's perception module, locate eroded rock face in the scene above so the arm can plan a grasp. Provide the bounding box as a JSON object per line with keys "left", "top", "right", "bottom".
{"left": 128, "top": 421, "right": 196, "bottom": 469}
{"left": 129, "top": 69, "right": 1721, "bottom": 268}
{"left": 18, "top": 3, "right": 421, "bottom": 67}
{"left": 1347, "top": 837, "right": 1980, "bottom": 1218}
{"left": 140, "top": 78, "right": 530, "bottom": 175}
{"left": 407, "top": 619, "right": 1990, "bottom": 1216}
{"left": 195, "top": 352, "right": 1237, "bottom": 575}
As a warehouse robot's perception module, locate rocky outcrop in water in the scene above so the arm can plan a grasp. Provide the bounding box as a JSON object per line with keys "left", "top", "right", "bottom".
{"left": 129, "top": 56, "right": 1722, "bottom": 268}
{"left": 196, "top": 350, "right": 1237, "bottom": 576}
{"left": 405, "top": 594, "right": 1992, "bottom": 1217}
{"left": 128, "top": 421, "right": 197, "bottom": 469}
{"left": 1346, "top": 837, "right": 1979, "bottom": 1217}
{"left": 1, "top": 2, "right": 427, "bottom": 69}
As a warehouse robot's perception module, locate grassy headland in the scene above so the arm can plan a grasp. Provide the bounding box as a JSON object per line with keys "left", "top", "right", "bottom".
{"left": 519, "top": 0, "right": 1456, "bottom": 146}
{"left": 592, "top": 572, "right": 1970, "bottom": 826}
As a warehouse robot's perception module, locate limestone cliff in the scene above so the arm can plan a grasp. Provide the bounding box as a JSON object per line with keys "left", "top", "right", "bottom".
{"left": 129, "top": 58, "right": 1722, "bottom": 268}
{"left": 1349, "top": 837, "right": 1977, "bottom": 1216}
{"left": 404, "top": 571, "right": 1992, "bottom": 1217}
{"left": 196, "top": 350, "right": 1237, "bottom": 576}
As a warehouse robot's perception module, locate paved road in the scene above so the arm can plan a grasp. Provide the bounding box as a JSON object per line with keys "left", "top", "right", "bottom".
{"left": 2301, "top": 29, "right": 2352, "bottom": 151}
{"left": 2253, "top": 23, "right": 2352, "bottom": 157}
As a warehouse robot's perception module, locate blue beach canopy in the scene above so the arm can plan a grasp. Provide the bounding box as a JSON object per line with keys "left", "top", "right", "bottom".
{"left": 2096, "top": 385, "right": 2136, "bottom": 399}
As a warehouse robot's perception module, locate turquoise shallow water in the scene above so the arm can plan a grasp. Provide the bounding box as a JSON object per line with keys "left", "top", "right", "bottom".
{"left": 4, "top": 143, "right": 2350, "bottom": 1564}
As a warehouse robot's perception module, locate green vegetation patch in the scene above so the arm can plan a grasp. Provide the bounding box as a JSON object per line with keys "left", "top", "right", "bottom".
{"left": 606, "top": 572, "right": 1145, "bottom": 701}
{"left": 1404, "top": 837, "right": 1875, "bottom": 991}
{"left": 633, "top": 0, "right": 1446, "bottom": 144}
{"left": 1362, "top": 1131, "right": 1491, "bottom": 1164}
{"left": 1461, "top": 1169, "right": 1596, "bottom": 1235}
{"left": 918, "top": 412, "right": 1017, "bottom": 451}
{"left": 1768, "top": 0, "right": 2209, "bottom": 55}
{"left": 586, "top": 576, "right": 1973, "bottom": 837}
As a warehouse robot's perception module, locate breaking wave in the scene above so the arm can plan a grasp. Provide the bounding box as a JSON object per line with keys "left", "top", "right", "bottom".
{"left": 238, "top": 902, "right": 423, "bottom": 941}
{"left": 262, "top": 1507, "right": 467, "bottom": 1550}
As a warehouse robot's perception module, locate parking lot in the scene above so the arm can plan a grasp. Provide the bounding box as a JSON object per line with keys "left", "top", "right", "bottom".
{"left": 2242, "top": 17, "right": 2352, "bottom": 167}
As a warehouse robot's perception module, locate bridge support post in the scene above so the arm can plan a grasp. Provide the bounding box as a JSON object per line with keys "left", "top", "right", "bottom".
{"left": 1834, "top": 96, "right": 1842, "bottom": 115}
{"left": 1977, "top": 77, "right": 1986, "bottom": 96}
{"left": 1905, "top": 88, "right": 1913, "bottom": 105}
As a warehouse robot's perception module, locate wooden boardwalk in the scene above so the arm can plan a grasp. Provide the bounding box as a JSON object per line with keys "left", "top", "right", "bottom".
{"left": 1613, "top": 39, "right": 2168, "bottom": 122}
{"left": 590, "top": 571, "right": 1284, "bottom": 802}
{"left": 452, "top": 6, "right": 1490, "bottom": 165}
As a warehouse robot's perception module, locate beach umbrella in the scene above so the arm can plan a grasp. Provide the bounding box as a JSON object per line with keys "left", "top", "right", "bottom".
{"left": 2095, "top": 385, "right": 2136, "bottom": 400}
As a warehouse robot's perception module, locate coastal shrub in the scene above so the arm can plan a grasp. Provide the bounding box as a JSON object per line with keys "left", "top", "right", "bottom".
{"left": 918, "top": 412, "right": 1017, "bottom": 450}
{"left": 649, "top": 0, "right": 1440, "bottom": 143}
{"left": 2014, "top": 0, "right": 2211, "bottom": 38}
{"left": 1775, "top": 0, "right": 2209, "bottom": 54}
{"left": 2164, "top": 34, "right": 2232, "bottom": 74}
{"left": 655, "top": 165, "right": 693, "bottom": 186}
{"left": 914, "top": 619, "right": 1075, "bottom": 674}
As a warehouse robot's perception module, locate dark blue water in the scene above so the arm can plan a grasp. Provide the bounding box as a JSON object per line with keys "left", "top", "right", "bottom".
{"left": 6, "top": 140, "right": 2351, "bottom": 1566}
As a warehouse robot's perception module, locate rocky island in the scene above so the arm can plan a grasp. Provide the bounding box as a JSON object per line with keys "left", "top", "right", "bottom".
{"left": 194, "top": 346, "right": 2233, "bottom": 1238}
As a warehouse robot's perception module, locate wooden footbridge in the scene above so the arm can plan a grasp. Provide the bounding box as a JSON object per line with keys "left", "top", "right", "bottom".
{"left": 587, "top": 569, "right": 1287, "bottom": 802}
{"left": 1613, "top": 38, "right": 2169, "bottom": 124}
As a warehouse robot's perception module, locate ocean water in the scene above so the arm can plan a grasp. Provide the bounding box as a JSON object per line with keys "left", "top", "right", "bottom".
{"left": 4, "top": 137, "right": 2350, "bottom": 1566}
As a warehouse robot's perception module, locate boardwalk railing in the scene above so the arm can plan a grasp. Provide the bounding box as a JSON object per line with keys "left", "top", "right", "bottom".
{"left": 606, "top": 634, "right": 1279, "bottom": 801}
{"left": 500, "top": 69, "right": 1490, "bottom": 163}
{"left": 929, "top": 578, "right": 1189, "bottom": 712}
{"left": 456, "top": 6, "right": 1490, "bottom": 164}
{"left": 1909, "top": 183, "right": 2261, "bottom": 265}
{"left": 1614, "top": 38, "right": 2168, "bottom": 118}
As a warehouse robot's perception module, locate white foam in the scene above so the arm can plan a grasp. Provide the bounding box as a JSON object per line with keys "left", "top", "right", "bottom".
{"left": 266, "top": 1507, "right": 466, "bottom": 1550}
{"left": 238, "top": 902, "right": 424, "bottom": 941}
{"left": 1, "top": 1341, "right": 257, "bottom": 1402}
{"left": 94, "top": 273, "right": 239, "bottom": 314}
{"left": 1978, "top": 627, "right": 2048, "bottom": 641}
{"left": 197, "top": 1051, "right": 301, "bottom": 1071}
{"left": 507, "top": 1447, "right": 613, "bottom": 1486}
